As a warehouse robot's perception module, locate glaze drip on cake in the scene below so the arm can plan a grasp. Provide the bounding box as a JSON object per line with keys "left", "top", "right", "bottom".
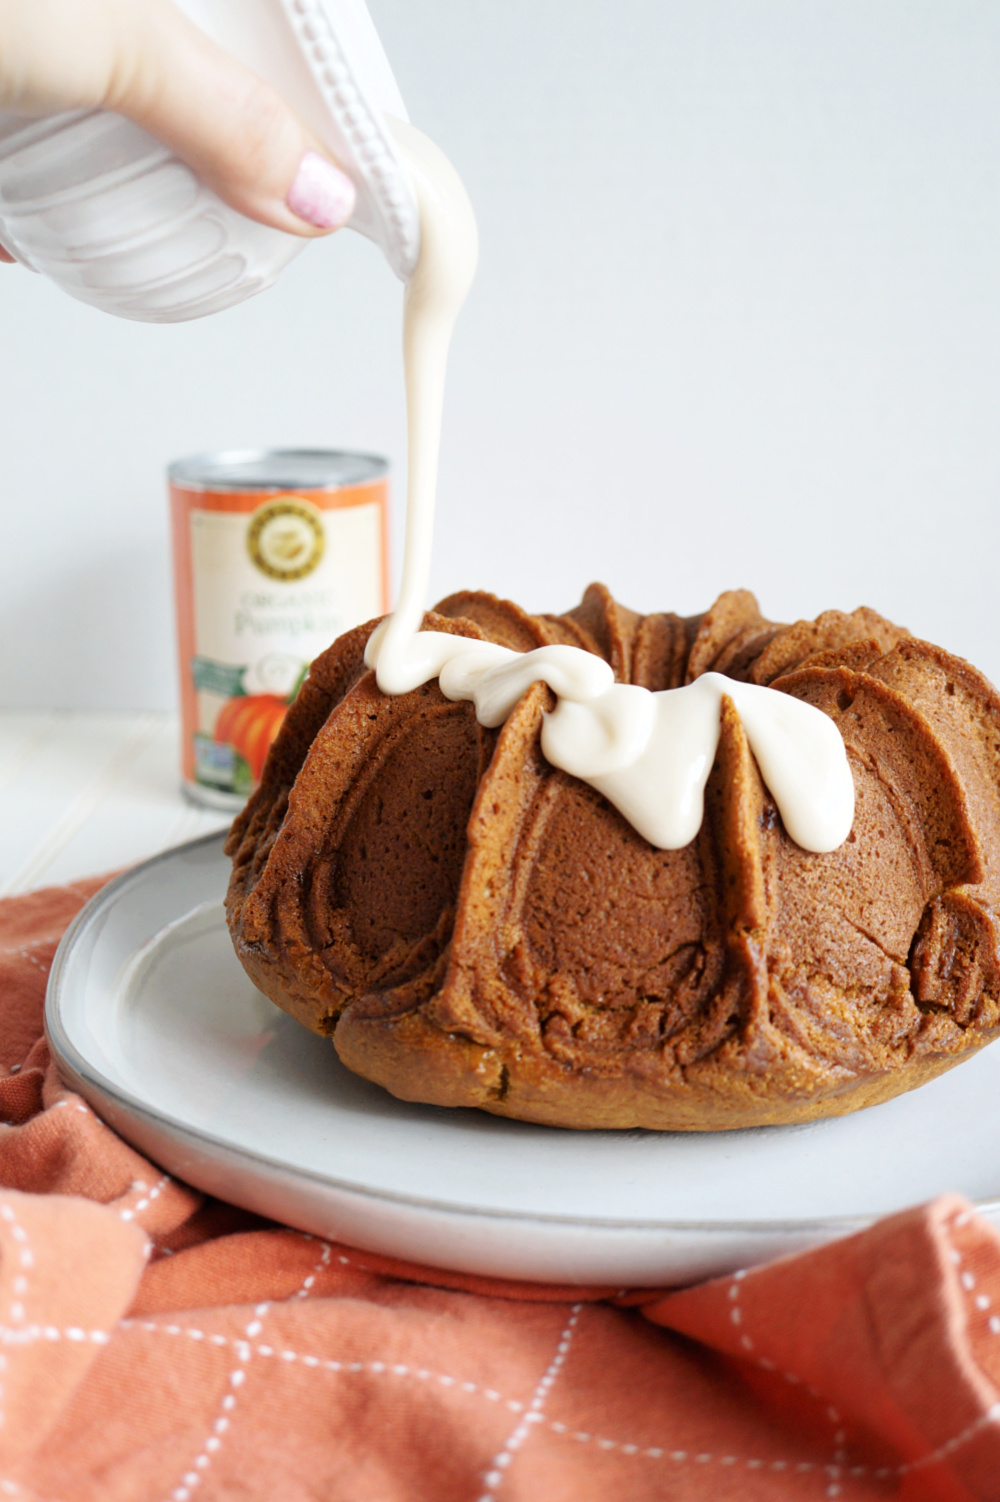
{"left": 380, "top": 124, "right": 853, "bottom": 854}
{"left": 367, "top": 626, "right": 853, "bottom": 851}
{"left": 225, "top": 585, "right": 1000, "bottom": 1131}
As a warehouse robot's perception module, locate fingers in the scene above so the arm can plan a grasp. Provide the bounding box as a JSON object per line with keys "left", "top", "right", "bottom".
{"left": 0, "top": 0, "right": 354, "bottom": 238}
{"left": 103, "top": 0, "right": 356, "bottom": 236}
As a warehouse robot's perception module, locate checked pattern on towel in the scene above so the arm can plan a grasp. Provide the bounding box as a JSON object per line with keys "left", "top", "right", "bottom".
{"left": 164, "top": 1235, "right": 335, "bottom": 1501}
{"left": 113, "top": 1314, "right": 879, "bottom": 1488}
{"left": 165, "top": 1301, "right": 272, "bottom": 1502}
{"left": 716, "top": 1253, "right": 1000, "bottom": 1494}
{"left": 69, "top": 1301, "right": 988, "bottom": 1496}
{"left": 0, "top": 1216, "right": 997, "bottom": 1498}
{"left": 0, "top": 879, "right": 999, "bottom": 1499}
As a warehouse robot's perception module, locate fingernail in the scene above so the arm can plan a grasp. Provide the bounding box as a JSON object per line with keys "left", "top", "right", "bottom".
{"left": 287, "top": 151, "right": 356, "bottom": 230}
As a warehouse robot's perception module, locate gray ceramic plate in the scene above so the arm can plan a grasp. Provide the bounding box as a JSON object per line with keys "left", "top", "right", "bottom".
{"left": 45, "top": 832, "right": 1000, "bottom": 1286}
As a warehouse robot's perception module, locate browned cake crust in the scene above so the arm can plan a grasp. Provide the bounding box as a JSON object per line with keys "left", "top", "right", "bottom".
{"left": 224, "top": 586, "right": 1000, "bottom": 1129}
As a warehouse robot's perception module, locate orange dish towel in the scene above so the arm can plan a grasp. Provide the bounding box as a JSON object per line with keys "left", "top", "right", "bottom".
{"left": 1, "top": 878, "right": 999, "bottom": 1501}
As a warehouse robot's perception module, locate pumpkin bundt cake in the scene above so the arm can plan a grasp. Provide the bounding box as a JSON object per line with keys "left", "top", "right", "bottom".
{"left": 224, "top": 586, "right": 1000, "bottom": 1130}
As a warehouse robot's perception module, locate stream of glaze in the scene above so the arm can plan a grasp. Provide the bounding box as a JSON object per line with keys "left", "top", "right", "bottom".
{"left": 364, "top": 121, "right": 855, "bottom": 854}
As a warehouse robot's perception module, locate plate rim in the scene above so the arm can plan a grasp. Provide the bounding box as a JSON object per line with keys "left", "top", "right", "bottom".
{"left": 44, "top": 832, "right": 1000, "bottom": 1237}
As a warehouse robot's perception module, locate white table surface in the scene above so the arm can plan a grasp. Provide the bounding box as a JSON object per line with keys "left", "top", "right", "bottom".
{"left": 0, "top": 711, "right": 231, "bottom": 896}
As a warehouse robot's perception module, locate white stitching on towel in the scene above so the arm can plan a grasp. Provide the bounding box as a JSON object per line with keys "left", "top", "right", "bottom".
{"left": 951, "top": 1209, "right": 1000, "bottom": 1339}
{"left": 0, "top": 937, "right": 56, "bottom": 957}
{"left": 893, "top": 1403, "right": 1000, "bottom": 1478}
{"left": 121, "top": 1317, "right": 988, "bottom": 1485}
{"left": 12, "top": 949, "right": 49, "bottom": 973}
{"left": 165, "top": 1302, "right": 269, "bottom": 1502}
{"left": 727, "top": 1267, "right": 755, "bottom": 1354}
{"left": 0, "top": 1324, "right": 109, "bottom": 1346}
{"left": 120, "top": 1319, "right": 528, "bottom": 1408}
{"left": 119, "top": 1174, "right": 171, "bottom": 1223}
{"left": 114, "top": 1320, "right": 852, "bottom": 1477}
{"left": 121, "top": 1244, "right": 1000, "bottom": 1499}
{"left": 0, "top": 1199, "right": 35, "bottom": 1432}
{"left": 727, "top": 1261, "right": 850, "bottom": 1496}
{"left": 476, "top": 1303, "right": 583, "bottom": 1502}
{"left": 722, "top": 1251, "right": 1000, "bottom": 1491}
{"left": 292, "top": 1235, "right": 332, "bottom": 1298}
{"left": 909, "top": 1213, "right": 1000, "bottom": 1482}
{"left": 727, "top": 1266, "right": 828, "bottom": 1398}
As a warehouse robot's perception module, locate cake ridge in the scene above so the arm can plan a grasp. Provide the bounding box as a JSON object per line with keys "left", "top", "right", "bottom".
{"left": 225, "top": 585, "right": 1000, "bottom": 1130}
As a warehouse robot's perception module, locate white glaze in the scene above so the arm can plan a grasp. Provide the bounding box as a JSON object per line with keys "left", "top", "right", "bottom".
{"left": 557, "top": 672, "right": 855, "bottom": 852}
{"left": 365, "top": 123, "right": 855, "bottom": 855}
{"left": 367, "top": 118, "right": 479, "bottom": 695}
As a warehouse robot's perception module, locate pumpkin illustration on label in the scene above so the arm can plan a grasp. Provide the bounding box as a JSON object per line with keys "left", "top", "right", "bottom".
{"left": 214, "top": 694, "right": 289, "bottom": 783}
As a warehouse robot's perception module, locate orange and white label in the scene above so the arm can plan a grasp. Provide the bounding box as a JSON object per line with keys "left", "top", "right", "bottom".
{"left": 170, "top": 479, "right": 389, "bottom": 797}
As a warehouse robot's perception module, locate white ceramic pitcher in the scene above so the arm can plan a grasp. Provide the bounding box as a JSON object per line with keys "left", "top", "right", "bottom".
{"left": 0, "top": 0, "right": 420, "bottom": 322}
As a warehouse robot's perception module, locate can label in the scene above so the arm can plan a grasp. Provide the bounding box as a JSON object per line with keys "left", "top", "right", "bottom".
{"left": 170, "top": 478, "right": 388, "bottom": 799}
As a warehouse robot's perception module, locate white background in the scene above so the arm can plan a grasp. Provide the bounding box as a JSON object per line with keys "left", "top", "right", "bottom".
{"left": 2, "top": 0, "right": 999, "bottom": 710}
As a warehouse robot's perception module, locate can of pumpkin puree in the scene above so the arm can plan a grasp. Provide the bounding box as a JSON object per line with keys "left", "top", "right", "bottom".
{"left": 169, "top": 449, "right": 389, "bottom": 810}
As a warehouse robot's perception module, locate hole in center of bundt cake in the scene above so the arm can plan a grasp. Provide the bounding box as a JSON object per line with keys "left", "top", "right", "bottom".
{"left": 332, "top": 704, "right": 485, "bottom": 959}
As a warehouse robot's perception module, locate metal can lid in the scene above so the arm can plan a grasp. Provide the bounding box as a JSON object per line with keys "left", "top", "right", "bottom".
{"left": 167, "top": 448, "right": 388, "bottom": 492}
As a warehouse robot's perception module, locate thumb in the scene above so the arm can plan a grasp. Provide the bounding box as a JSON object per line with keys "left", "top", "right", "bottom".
{"left": 106, "top": 0, "right": 356, "bottom": 236}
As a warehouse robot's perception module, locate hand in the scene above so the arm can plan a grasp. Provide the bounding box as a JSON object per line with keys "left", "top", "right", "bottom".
{"left": 0, "top": 0, "right": 357, "bottom": 263}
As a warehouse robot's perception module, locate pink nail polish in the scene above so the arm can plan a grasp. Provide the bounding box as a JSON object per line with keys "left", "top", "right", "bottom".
{"left": 287, "top": 152, "right": 356, "bottom": 230}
